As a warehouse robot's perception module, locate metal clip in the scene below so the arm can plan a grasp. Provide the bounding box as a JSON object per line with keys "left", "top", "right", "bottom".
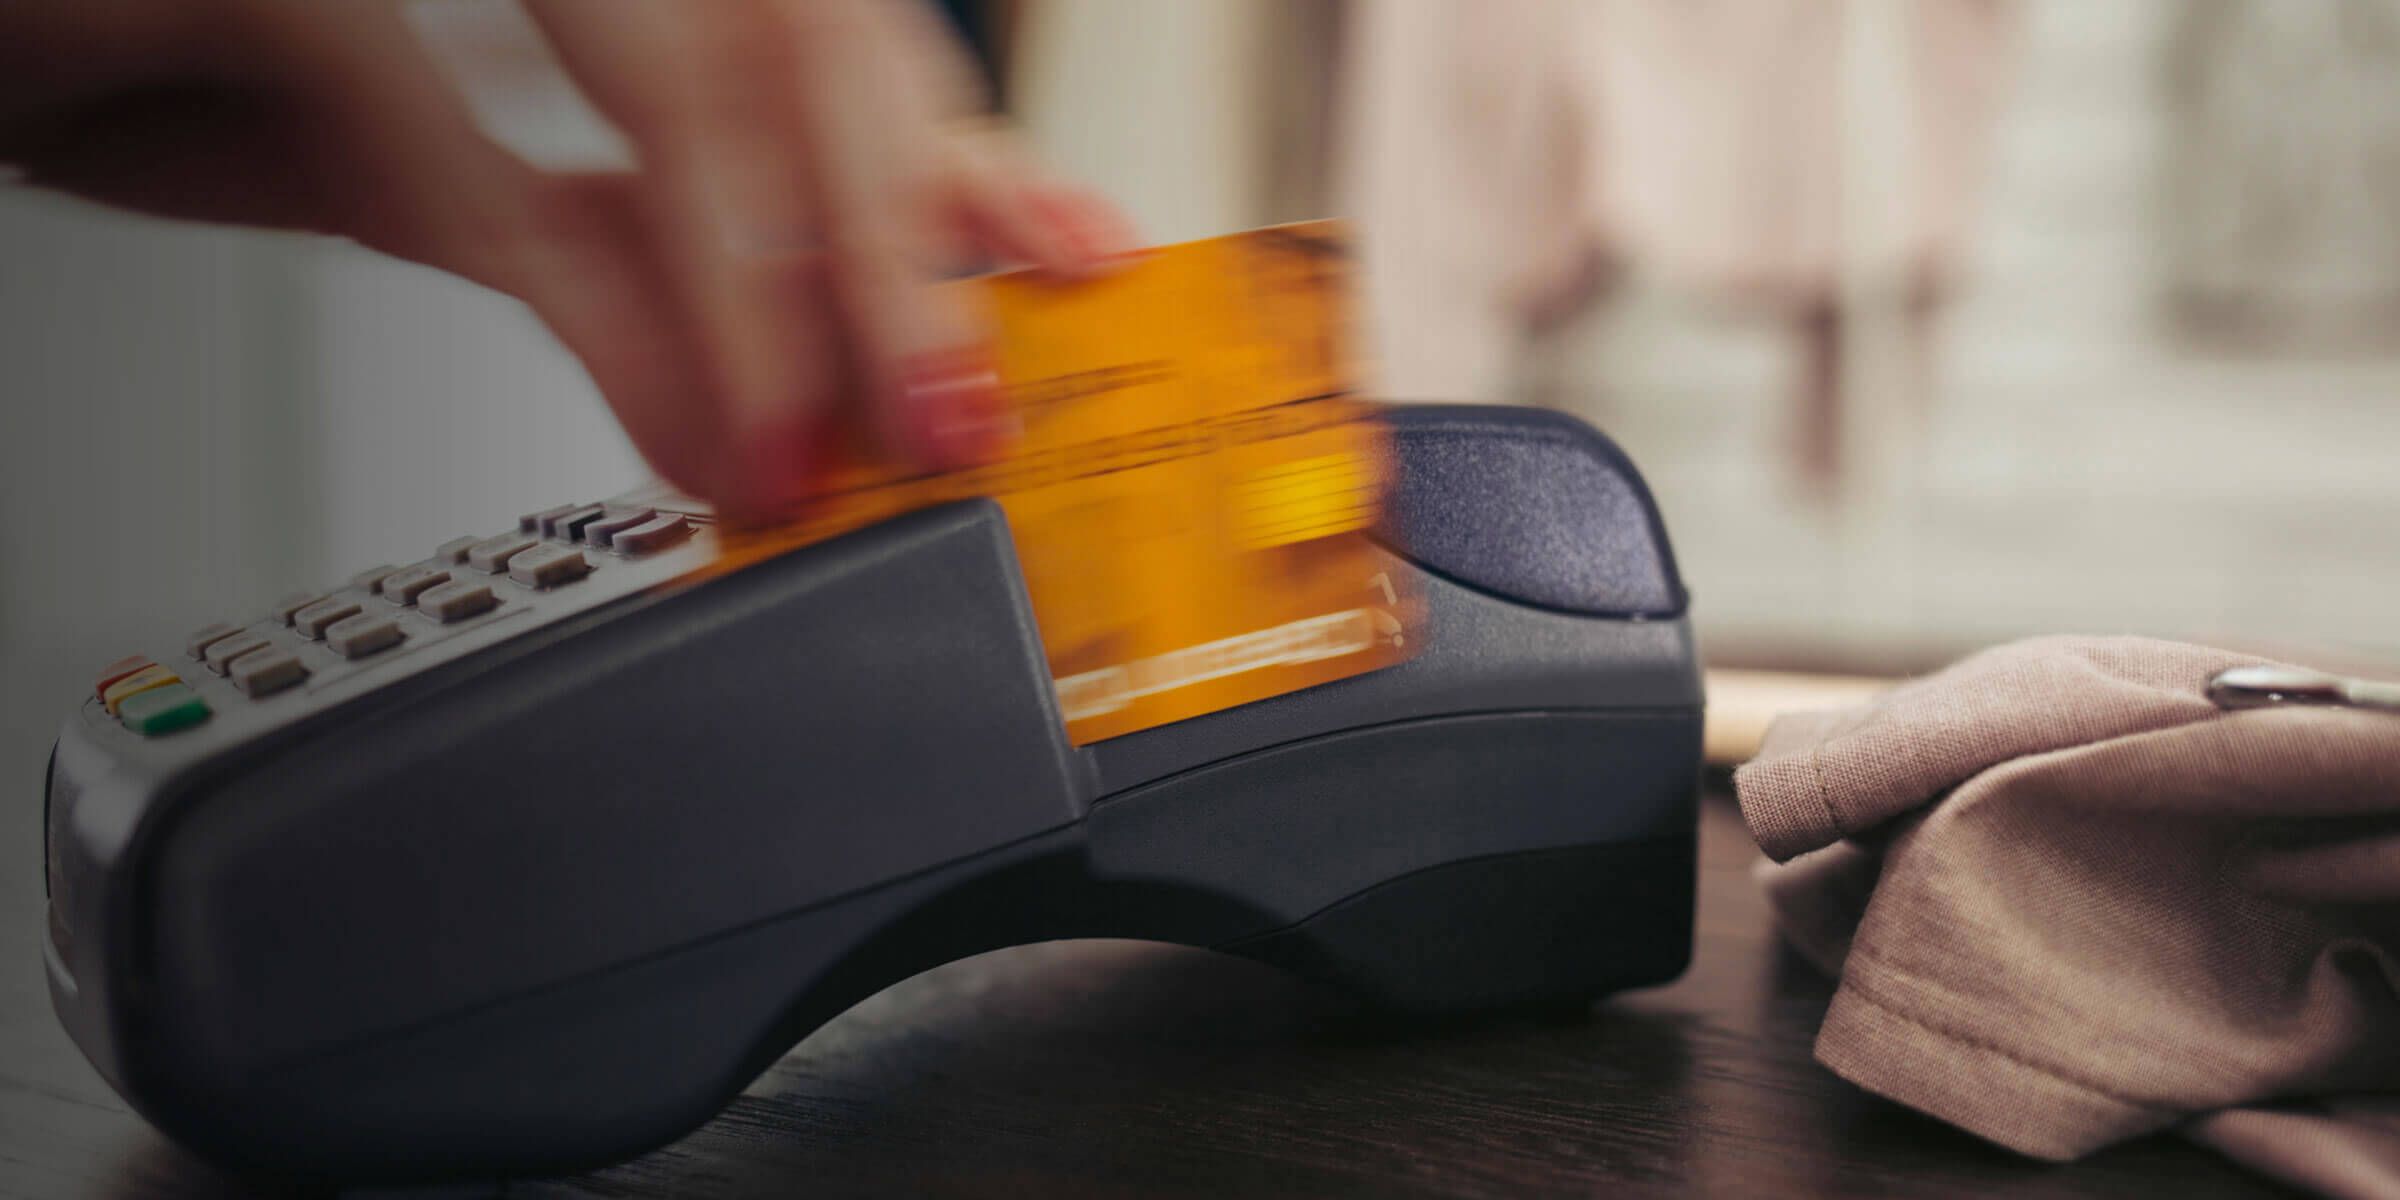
{"left": 2207, "top": 665, "right": 2400, "bottom": 715}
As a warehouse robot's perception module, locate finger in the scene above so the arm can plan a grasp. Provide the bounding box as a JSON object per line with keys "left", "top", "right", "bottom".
{"left": 4, "top": 1, "right": 760, "bottom": 511}
{"left": 511, "top": 173, "right": 759, "bottom": 506}
{"left": 0, "top": 3, "right": 215, "bottom": 141}
{"left": 862, "top": 0, "right": 1136, "bottom": 271}
{"left": 779, "top": 0, "right": 1007, "bottom": 470}
{"left": 943, "top": 127, "right": 1138, "bottom": 277}
{"left": 863, "top": 0, "right": 996, "bottom": 118}
{"left": 220, "top": 4, "right": 550, "bottom": 288}
{"left": 1037, "top": 185, "right": 1143, "bottom": 263}
{"left": 524, "top": 0, "right": 838, "bottom": 517}
{"left": 13, "top": 2, "right": 549, "bottom": 286}
{"left": 258, "top": 5, "right": 746, "bottom": 509}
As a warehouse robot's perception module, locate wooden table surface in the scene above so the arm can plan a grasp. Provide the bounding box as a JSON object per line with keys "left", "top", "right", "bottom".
{"left": 2, "top": 763, "right": 2284, "bottom": 1198}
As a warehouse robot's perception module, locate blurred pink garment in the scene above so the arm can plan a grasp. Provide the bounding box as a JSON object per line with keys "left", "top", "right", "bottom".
{"left": 1735, "top": 636, "right": 2400, "bottom": 1198}
{"left": 1338, "top": 0, "right": 2016, "bottom": 399}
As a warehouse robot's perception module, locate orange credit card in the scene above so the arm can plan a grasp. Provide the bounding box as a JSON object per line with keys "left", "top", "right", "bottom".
{"left": 715, "top": 221, "right": 1422, "bottom": 744}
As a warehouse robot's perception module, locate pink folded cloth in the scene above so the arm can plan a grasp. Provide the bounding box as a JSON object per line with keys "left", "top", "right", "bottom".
{"left": 1734, "top": 636, "right": 2400, "bottom": 1197}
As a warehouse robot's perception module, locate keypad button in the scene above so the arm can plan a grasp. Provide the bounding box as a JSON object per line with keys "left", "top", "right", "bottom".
{"left": 119, "top": 684, "right": 209, "bottom": 735}
{"left": 350, "top": 564, "right": 402, "bottom": 594}
{"left": 466, "top": 533, "right": 539, "bottom": 573}
{"left": 102, "top": 665, "right": 181, "bottom": 715}
{"left": 582, "top": 507, "right": 656, "bottom": 548}
{"left": 381, "top": 563, "right": 454, "bottom": 605}
{"left": 325, "top": 613, "right": 404, "bottom": 660}
{"left": 507, "top": 543, "right": 594, "bottom": 589}
{"left": 202, "top": 632, "right": 274, "bottom": 675}
{"left": 185, "top": 623, "right": 243, "bottom": 660}
{"left": 418, "top": 580, "right": 499, "bottom": 623}
{"left": 229, "top": 649, "right": 308, "bottom": 697}
{"left": 549, "top": 504, "right": 609, "bottom": 541}
{"left": 519, "top": 504, "right": 579, "bottom": 534}
{"left": 95, "top": 655, "right": 156, "bottom": 701}
{"left": 292, "top": 598, "right": 364, "bottom": 639}
{"left": 613, "top": 514, "right": 692, "bottom": 555}
{"left": 273, "top": 592, "right": 325, "bottom": 626}
{"left": 434, "top": 536, "right": 481, "bottom": 565}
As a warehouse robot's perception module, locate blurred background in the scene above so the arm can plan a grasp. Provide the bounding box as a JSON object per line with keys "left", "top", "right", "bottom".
{"left": 8, "top": 0, "right": 2400, "bottom": 756}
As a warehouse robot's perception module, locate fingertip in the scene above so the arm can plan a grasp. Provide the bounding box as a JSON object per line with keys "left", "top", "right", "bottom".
{"left": 1066, "top": 191, "right": 1142, "bottom": 261}
{"left": 1028, "top": 185, "right": 1140, "bottom": 277}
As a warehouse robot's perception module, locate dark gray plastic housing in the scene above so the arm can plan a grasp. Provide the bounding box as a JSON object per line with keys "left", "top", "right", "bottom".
{"left": 42, "top": 404, "right": 1703, "bottom": 1183}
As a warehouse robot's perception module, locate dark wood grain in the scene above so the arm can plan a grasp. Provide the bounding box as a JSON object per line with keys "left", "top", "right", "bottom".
{"left": 1, "top": 754, "right": 2285, "bottom": 1198}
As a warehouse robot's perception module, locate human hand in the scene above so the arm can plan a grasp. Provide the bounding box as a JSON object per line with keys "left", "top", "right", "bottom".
{"left": 0, "top": 0, "right": 1135, "bottom": 519}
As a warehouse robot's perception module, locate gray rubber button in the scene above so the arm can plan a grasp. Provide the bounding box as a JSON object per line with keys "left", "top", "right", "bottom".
{"left": 434, "top": 536, "right": 481, "bottom": 564}
{"left": 613, "top": 514, "right": 693, "bottom": 556}
{"left": 419, "top": 580, "right": 499, "bottom": 624}
{"left": 325, "top": 613, "right": 404, "bottom": 660}
{"left": 381, "top": 563, "right": 454, "bottom": 605}
{"left": 582, "top": 507, "right": 656, "bottom": 548}
{"left": 548, "top": 504, "right": 609, "bottom": 541}
{"left": 519, "top": 504, "right": 579, "bottom": 534}
{"left": 508, "top": 543, "right": 594, "bottom": 589}
{"left": 293, "top": 597, "right": 364, "bottom": 639}
{"left": 185, "top": 622, "right": 243, "bottom": 660}
{"left": 349, "top": 564, "right": 402, "bottom": 594}
{"left": 272, "top": 592, "right": 325, "bottom": 626}
{"left": 202, "top": 632, "right": 274, "bottom": 675}
{"left": 229, "top": 649, "right": 308, "bottom": 697}
{"left": 466, "top": 533, "right": 539, "bottom": 573}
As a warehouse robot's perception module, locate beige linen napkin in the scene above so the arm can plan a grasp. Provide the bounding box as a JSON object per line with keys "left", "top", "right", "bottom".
{"left": 1733, "top": 636, "right": 2400, "bottom": 1195}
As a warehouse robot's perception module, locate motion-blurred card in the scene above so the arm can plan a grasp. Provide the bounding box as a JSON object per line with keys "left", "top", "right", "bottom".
{"left": 715, "top": 221, "right": 1421, "bottom": 744}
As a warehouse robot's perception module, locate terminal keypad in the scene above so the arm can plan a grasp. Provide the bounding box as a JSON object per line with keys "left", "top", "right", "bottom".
{"left": 94, "top": 497, "right": 708, "bottom": 735}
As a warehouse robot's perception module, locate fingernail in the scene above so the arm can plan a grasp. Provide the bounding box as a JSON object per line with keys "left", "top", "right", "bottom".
{"left": 902, "top": 349, "right": 1011, "bottom": 468}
